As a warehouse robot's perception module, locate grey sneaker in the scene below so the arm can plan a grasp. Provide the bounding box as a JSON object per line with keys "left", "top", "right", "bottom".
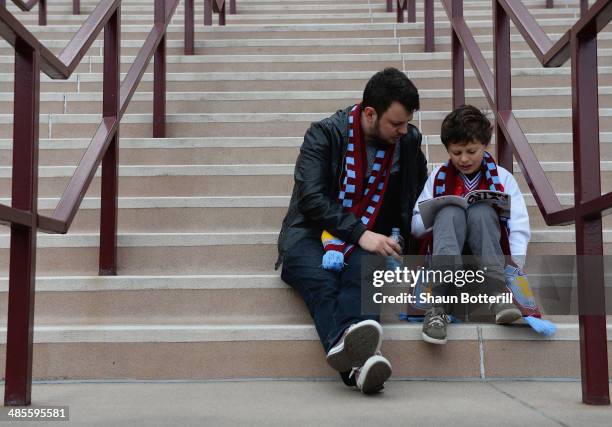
{"left": 326, "top": 320, "right": 383, "bottom": 372}
{"left": 351, "top": 354, "right": 392, "bottom": 394}
{"left": 490, "top": 302, "right": 522, "bottom": 324}
{"left": 422, "top": 307, "right": 449, "bottom": 345}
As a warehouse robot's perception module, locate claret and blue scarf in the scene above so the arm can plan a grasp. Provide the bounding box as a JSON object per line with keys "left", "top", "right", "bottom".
{"left": 320, "top": 103, "right": 395, "bottom": 271}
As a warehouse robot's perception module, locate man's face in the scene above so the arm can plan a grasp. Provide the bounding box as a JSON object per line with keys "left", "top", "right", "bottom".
{"left": 447, "top": 140, "right": 487, "bottom": 175}
{"left": 364, "top": 102, "right": 414, "bottom": 145}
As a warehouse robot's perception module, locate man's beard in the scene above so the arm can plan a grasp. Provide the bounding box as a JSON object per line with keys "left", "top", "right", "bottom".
{"left": 368, "top": 120, "right": 393, "bottom": 147}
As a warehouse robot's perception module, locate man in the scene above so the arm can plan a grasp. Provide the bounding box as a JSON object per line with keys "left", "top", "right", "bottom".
{"left": 275, "top": 68, "right": 428, "bottom": 394}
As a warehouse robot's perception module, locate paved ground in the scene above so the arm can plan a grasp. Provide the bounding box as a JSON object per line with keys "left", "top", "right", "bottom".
{"left": 2, "top": 379, "right": 611, "bottom": 426}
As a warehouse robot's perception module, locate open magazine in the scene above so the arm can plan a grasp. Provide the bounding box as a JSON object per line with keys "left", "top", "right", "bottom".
{"left": 418, "top": 190, "right": 510, "bottom": 229}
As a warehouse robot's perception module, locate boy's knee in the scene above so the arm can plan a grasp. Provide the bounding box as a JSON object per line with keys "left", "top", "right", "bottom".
{"left": 466, "top": 203, "right": 498, "bottom": 226}
{"left": 436, "top": 205, "right": 466, "bottom": 224}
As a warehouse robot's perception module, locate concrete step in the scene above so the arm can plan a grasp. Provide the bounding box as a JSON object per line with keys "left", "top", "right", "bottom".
{"left": 5, "top": 49, "right": 611, "bottom": 74}
{"left": 0, "top": 321, "right": 609, "bottom": 380}
{"left": 2, "top": 65, "right": 608, "bottom": 93}
{"left": 7, "top": 29, "right": 611, "bottom": 56}
{"left": 0, "top": 231, "right": 610, "bottom": 276}
{"left": 0, "top": 270, "right": 606, "bottom": 325}
{"left": 0, "top": 187, "right": 604, "bottom": 232}
{"left": 0, "top": 86, "right": 608, "bottom": 114}
{"left": 0, "top": 108, "right": 609, "bottom": 139}
{"left": 1, "top": 161, "right": 610, "bottom": 197}
{"left": 6, "top": 9, "right": 584, "bottom": 29}
{"left": 0, "top": 274, "right": 313, "bottom": 326}
{"left": 2, "top": 132, "right": 608, "bottom": 167}
{"left": 0, "top": 161, "right": 609, "bottom": 197}
{"left": 17, "top": 20, "right": 587, "bottom": 40}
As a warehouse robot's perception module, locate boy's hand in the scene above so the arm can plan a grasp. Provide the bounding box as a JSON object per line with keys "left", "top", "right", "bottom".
{"left": 358, "top": 230, "right": 402, "bottom": 258}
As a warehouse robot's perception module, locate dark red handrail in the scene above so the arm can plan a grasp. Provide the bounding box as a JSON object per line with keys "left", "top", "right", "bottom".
{"left": 0, "top": 0, "right": 189, "bottom": 406}
{"left": 2, "top": 0, "right": 83, "bottom": 25}
{"left": 1, "top": 0, "right": 47, "bottom": 26}
{"left": 425, "top": 0, "right": 610, "bottom": 405}
{"left": 204, "top": 0, "right": 236, "bottom": 26}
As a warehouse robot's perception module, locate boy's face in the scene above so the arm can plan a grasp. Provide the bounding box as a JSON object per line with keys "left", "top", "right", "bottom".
{"left": 447, "top": 140, "right": 487, "bottom": 175}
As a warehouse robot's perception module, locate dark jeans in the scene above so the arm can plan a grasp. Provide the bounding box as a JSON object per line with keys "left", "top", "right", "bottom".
{"left": 281, "top": 235, "right": 380, "bottom": 354}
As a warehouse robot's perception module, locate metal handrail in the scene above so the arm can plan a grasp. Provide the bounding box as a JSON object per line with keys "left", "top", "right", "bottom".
{"left": 0, "top": 0, "right": 186, "bottom": 406}
{"left": 205, "top": 0, "right": 236, "bottom": 26}
{"left": 1, "top": 0, "right": 48, "bottom": 26}
{"left": 426, "top": 0, "right": 610, "bottom": 405}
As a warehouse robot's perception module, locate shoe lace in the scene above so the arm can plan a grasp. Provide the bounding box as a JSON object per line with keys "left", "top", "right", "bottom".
{"left": 348, "top": 351, "right": 383, "bottom": 380}
{"left": 427, "top": 313, "right": 449, "bottom": 328}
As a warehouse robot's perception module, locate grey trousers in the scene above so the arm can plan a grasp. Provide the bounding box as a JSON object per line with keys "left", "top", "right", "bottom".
{"left": 430, "top": 203, "right": 506, "bottom": 301}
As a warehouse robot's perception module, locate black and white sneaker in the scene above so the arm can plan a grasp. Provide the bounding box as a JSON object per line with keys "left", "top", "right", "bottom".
{"left": 352, "top": 355, "right": 392, "bottom": 394}
{"left": 326, "top": 320, "right": 383, "bottom": 372}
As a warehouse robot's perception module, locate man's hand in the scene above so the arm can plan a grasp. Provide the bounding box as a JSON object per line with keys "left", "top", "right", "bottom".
{"left": 358, "top": 230, "right": 402, "bottom": 257}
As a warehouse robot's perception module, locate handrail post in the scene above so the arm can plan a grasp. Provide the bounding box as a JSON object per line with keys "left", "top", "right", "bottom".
{"left": 204, "top": 0, "right": 212, "bottom": 25}
{"left": 185, "top": 0, "right": 194, "bottom": 54}
{"left": 38, "top": 0, "right": 47, "bottom": 26}
{"left": 571, "top": 23, "right": 610, "bottom": 406}
{"left": 581, "top": 0, "right": 589, "bottom": 16}
{"left": 4, "top": 39, "right": 40, "bottom": 407}
{"left": 154, "top": 0, "right": 167, "bottom": 137}
{"left": 99, "top": 7, "right": 121, "bottom": 275}
{"left": 230, "top": 0, "right": 236, "bottom": 14}
{"left": 397, "top": 0, "right": 405, "bottom": 23}
{"left": 73, "top": 0, "right": 80, "bottom": 15}
{"left": 494, "top": 0, "right": 512, "bottom": 171}
{"left": 408, "top": 0, "right": 416, "bottom": 23}
{"left": 546, "top": 0, "right": 553, "bottom": 8}
{"left": 451, "top": 0, "right": 464, "bottom": 107}
{"left": 424, "top": 0, "right": 434, "bottom": 52}
{"left": 387, "top": 0, "right": 393, "bottom": 13}
{"left": 219, "top": 1, "right": 226, "bottom": 26}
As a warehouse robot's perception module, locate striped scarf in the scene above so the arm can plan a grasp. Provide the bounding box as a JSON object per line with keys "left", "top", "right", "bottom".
{"left": 434, "top": 151, "right": 504, "bottom": 197}
{"left": 321, "top": 104, "right": 394, "bottom": 271}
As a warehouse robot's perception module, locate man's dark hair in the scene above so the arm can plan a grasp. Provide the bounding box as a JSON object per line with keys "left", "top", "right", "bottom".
{"left": 440, "top": 105, "right": 493, "bottom": 148}
{"left": 362, "top": 68, "right": 420, "bottom": 117}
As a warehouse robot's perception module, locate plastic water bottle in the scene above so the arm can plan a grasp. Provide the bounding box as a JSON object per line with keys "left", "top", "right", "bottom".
{"left": 386, "top": 227, "right": 404, "bottom": 272}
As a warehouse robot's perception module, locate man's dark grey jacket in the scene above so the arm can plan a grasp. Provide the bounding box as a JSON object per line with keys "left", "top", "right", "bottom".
{"left": 275, "top": 105, "right": 428, "bottom": 269}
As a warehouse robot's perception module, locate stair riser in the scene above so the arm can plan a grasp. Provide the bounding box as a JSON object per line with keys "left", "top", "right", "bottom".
{"left": 0, "top": 168, "right": 605, "bottom": 197}
{"left": 1, "top": 286, "right": 607, "bottom": 325}
{"left": 37, "top": 207, "right": 288, "bottom": 233}
{"left": 41, "top": 205, "right": 612, "bottom": 232}
{"left": 0, "top": 243, "right": 603, "bottom": 277}
{"left": 5, "top": 37, "right": 607, "bottom": 57}
{"left": 0, "top": 170, "right": 604, "bottom": 198}
{"left": 16, "top": 94, "right": 602, "bottom": 115}
{"left": 0, "top": 115, "right": 608, "bottom": 139}
{"left": 22, "top": 24, "right": 577, "bottom": 41}
{"left": 0, "top": 244, "right": 279, "bottom": 275}
{"left": 0, "top": 147, "right": 300, "bottom": 166}
{"left": 0, "top": 288, "right": 313, "bottom": 325}
{"left": 0, "top": 339, "right": 606, "bottom": 380}
{"left": 2, "top": 141, "right": 609, "bottom": 166}
{"left": 75, "top": 73, "right": 595, "bottom": 93}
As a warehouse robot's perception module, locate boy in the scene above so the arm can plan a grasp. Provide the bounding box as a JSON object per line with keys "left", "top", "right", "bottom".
{"left": 411, "top": 105, "right": 530, "bottom": 344}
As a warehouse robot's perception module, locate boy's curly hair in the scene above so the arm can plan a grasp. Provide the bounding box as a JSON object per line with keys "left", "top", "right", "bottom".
{"left": 440, "top": 105, "right": 493, "bottom": 149}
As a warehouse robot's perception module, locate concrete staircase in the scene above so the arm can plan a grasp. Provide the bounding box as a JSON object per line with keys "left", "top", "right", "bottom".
{"left": 0, "top": 0, "right": 611, "bottom": 381}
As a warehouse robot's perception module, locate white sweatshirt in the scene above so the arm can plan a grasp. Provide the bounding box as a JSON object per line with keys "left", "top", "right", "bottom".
{"left": 411, "top": 164, "right": 531, "bottom": 267}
